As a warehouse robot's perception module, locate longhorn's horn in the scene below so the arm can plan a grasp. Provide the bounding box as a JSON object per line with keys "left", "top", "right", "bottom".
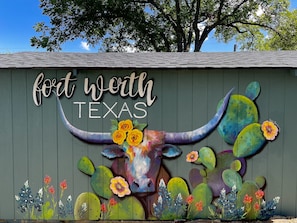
{"left": 164, "top": 88, "right": 233, "bottom": 144}
{"left": 56, "top": 95, "right": 113, "bottom": 144}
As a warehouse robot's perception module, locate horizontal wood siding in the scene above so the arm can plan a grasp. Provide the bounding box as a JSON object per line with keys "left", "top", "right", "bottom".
{"left": 0, "top": 68, "right": 296, "bottom": 218}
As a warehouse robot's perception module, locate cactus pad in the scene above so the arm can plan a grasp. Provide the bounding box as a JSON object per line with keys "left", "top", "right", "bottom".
{"left": 222, "top": 169, "right": 243, "bottom": 190}
{"left": 77, "top": 156, "right": 95, "bottom": 176}
{"left": 167, "top": 177, "right": 189, "bottom": 200}
{"left": 199, "top": 147, "right": 216, "bottom": 170}
{"left": 233, "top": 123, "right": 266, "bottom": 158}
{"left": 91, "top": 165, "right": 114, "bottom": 199}
{"left": 74, "top": 192, "right": 101, "bottom": 220}
{"left": 245, "top": 81, "right": 261, "bottom": 100}
{"left": 108, "top": 196, "right": 145, "bottom": 220}
{"left": 218, "top": 94, "right": 259, "bottom": 144}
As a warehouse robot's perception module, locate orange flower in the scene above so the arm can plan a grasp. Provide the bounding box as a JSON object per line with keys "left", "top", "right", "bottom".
{"left": 254, "top": 202, "right": 260, "bottom": 211}
{"left": 195, "top": 201, "right": 203, "bottom": 212}
{"left": 112, "top": 129, "right": 126, "bottom": 145}
{"left": 109, "top": 198, "right": 117, "bottom": 206}
{"left": 110, "top": 176, "right": 131, "bottom": 197}
{"left": 48, "top": 185, "right": 55, "bottom": 194}
{"left": 255, "top": 189, "right": 264, "bottom": 200}
{"left": 118, "top": 120, "right": 133, "bottom": 132}
{"left": 243, "top": 194, "right": 253, "bottom": 204}
{"left": 60, "top": 179, "right": 67, "bottom": 190}
{"left": 261, "top": 120, "right": 279, "bottom": 141}
{"left": 126, "top": 129, "right": 143, "bottom": 146}
{"left": 101, "top": 203, "right": 107, "bottom": 212}
{"left": 186, "top": 151, "right": 199, "bottom": 162}
{"left": 44, "top": 175, "right": 51, "bottom": 185}
{"left": 186, "top": 195, "right": 194, "bottom": 204}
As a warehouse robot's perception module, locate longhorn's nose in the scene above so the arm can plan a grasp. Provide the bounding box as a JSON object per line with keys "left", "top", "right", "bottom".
{"left": 130, "top": 178, "right": 155, "bottom": 193}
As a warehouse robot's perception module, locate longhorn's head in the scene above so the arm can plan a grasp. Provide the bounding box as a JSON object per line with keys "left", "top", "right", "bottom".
{"left": 56, "top": 89, "right": 233, "bottom": 193}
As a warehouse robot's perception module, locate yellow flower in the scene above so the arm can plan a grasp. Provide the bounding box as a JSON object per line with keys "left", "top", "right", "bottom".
{"left": 118, "top": 119, "right": 133, "bottom": 132}
{"left": 112, "top": 129, "right": 126, "bottom": 145}
{"left": 186, "top": 151, "right": 199, "bottom": 162}
{"left": 261, "top": 120, "right": 279, "bottom": 141}
{"left": 110, "top": 176, "right": 131, "bottom": 197}
{"left": 127, "top": 129, "right": 143, "bottom": 146}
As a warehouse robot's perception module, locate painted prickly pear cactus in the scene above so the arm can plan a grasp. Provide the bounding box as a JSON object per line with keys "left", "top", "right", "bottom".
{"left": 186, "top": 81, "right": 279, "bottom": 220}
{"left": 76, "top": 156, "right": 145, "bottom": 220}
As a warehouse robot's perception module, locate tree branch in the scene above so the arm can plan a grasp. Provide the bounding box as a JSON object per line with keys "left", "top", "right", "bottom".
{"left": 193, "top": 0, "right": 201, "bottom": 51}
{"left": 147, "top": 0, "right": 178, "bottom": 29}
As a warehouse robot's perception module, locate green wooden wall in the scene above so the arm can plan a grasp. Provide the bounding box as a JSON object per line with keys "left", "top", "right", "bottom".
{"left": 0, "top": 67, "right": 296, "bottom": 218}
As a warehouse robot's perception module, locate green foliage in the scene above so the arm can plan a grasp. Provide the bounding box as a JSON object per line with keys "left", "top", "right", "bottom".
{"left": 264, "top": 9, "right": 297, "bottom": 50}
{"left": 235, "top": 0, "right": 297, "bottom": 50}
{"left": 31, "top": 0, "right": 290, "bottom": 52}
{"left": 132, "top": 120, "right": 147, "bottom": 131}
{"left": 110, "top": 119, "right": 119, "bottom": 133}
{"left": 42, "top": 201, "right": 54, "bottom": 220}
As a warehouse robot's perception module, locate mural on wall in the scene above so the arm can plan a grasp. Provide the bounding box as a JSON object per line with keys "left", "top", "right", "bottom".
{"left": 15, "top": 80, "right": 280, "bottom": 221}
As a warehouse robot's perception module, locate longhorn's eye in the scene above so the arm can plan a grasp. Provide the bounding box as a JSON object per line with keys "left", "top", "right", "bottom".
{"left": 124, "top": 154, "right": 130, "bottom": 161}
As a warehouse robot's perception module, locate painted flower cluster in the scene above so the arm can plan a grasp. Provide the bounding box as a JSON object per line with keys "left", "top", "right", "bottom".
{"left": 15, "top": 175, "right": 73, "bottom": 219}
{"left": 153, "top": 179, "right": 279, "bottom": 221}
{"left": 100, "top": 197, "right": 118, "bottom": 220}
{"left": 111, "top": 119, "right": 147, "bottom": 148}
{"left": 214, "top": 186, "right": 279, "bottom": 220}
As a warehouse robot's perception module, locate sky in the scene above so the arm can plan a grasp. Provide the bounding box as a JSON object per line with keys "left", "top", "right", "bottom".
{"left": 0, "top": 0, "right": 297, "bottom": 53}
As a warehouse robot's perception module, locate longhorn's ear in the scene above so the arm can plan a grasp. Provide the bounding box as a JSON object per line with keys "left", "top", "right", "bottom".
{"left": 101, "top": 145, "right": 125, "bottom": 159}
{"left": 161, "top": 144, "right": 182, "bottom": 158}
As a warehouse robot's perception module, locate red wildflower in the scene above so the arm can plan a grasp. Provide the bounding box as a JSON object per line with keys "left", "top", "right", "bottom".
{"left": 195, "top": 201, "right": 203, "bottom": 212}
{"left": 48, "top": 185, "right": 55, "bottom": 194}
{"left": 255, "top": 189, "right": 264, "bottom": 200}
{"left": 44, "top": 175, "right": 51, "bottom": 185}
{"left": 243, "top": 194, "right": 253, "bottom": 204}
{"left": 186, "top": 195, "right": 194, "bottom": 204}
{"left": 254, "top": 202, "right": 260, "bottom": 211}
{"left": 101, "top": 203, "right": 107, "bottom": 212}
{"left": 60, "top": 179, "right": 67, "bottom": 190}
{"left": 109, "top": 198, "right": 117, "bottom": 206}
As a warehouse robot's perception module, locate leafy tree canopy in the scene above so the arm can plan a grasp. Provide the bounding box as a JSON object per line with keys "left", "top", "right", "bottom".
{"left": 31, "top": 0, "right": 290, "bottom": 52}
{"left": 236, "top": 8, "right": 297, "bottom": 50}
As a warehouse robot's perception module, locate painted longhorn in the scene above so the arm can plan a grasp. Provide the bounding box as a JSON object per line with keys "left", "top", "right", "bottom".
{"left": 56, "top": 89, "right": 233, "bottom": 194}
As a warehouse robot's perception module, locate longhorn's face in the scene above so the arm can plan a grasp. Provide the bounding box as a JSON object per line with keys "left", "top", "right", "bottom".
{"left": 102, "top": 130, "right": 182, "bottom": 193}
